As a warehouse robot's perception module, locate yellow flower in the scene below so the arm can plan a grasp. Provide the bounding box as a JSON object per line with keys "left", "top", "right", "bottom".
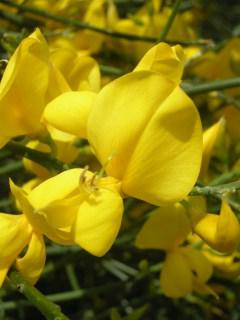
{"left": 203, "top": 248, "right": 240, "bottom": 279}
{"left": 136, "top": 203, "right": 213, "bottom": 298}
{"left": 0, "top": 29, "right": 69, "bottom": 148}
{"left": 160, "top": 247, "right": 213, "bottom": 298}
{"left": 31, "top": 42, "right": 202, "bottom": 257}
{"left": 194, "top": 200, "right": 240, "bottom": 254}
{"left": 0, "top": 180, "right": 46, "bottom": 287}
{"left": 191, "top": 38, "right": 240, "bottom": 81}
{"left": 87, "top": 70, "right": 202, "bottom": 205}
{"left": 44, "top": 43, "right": 202, "bottom": 202}
{"left": 106, "top": 1, "right": 196, "bottom": 61}
{"left": 25, "top": 168, "right": 124, "bottom": 257}
{"left": 43, "top": 42, "right": 185, "bottom": 140}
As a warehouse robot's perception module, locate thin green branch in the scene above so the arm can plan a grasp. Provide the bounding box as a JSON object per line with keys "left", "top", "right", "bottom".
{"left": 0, "top": 0, "right": 210, "bottom": 46}
{"left": 190, "top": 180, "right": 240, "bottom": 197}
{"left": 0, "top": 160, "right": 23, "bottom": 175}
{"left": 5, "top": 141, "right": 70, "bottom": 172}
{"left": 210, "top": 171, "right": 240, "bottom": 186}
{"left": 100, "top": 64, "right": 125, "bottom": 76}
{"left": 8, "top": 271, "right": 70, "bottom": 320}
{"left": 158, "top": 0, "right": 182, "bottom": 42}
{"left": 183, "top": 77, "right": 240, "bottom": 95}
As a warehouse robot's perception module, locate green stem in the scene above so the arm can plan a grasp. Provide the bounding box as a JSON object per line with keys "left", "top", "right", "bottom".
{"left": 0, "top": 0, "right": 209, "bottom": 46}
{"left": 8, "top": 271, "right": 70, "bottom": 320}
{"left": 190, "top": 180, "right": 240, "bottom": 197}
{"left": 65, "top": 264, "right": 80, "bottom": 291}
{"left": 183, "top": 77, "right": 240, "bottom": 95}
{"left": 5, "top": 141, "right": 70, "bottom": 172}
{"left": 100, "top": 64, "right": 125, "bottom": 76}
{"left": 158, "top": 0, "right": 182, "bottom": 42}
{"left": 0, "top": 160, "right": 23, "bottom": 175}
{"left": 210, "top": 171, "right": 240, "bottom": 186}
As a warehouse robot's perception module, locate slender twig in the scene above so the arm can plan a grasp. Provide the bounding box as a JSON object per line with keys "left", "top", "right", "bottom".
{"left": 0, "top": 0, "right": 210, "bottom": 46}
{"left": 100, "top": 64, "right": 125, "bottom": 76}
{"left": 8, "top": 271, "right": 70, "bottom": 320}
{"left": 210, "top": 171, "right": 240, "bottom": 186}
{"left": 5, "top": 141, "right": 71, "bottom": 172}
{"left": 0, "top": 160, "right": 23, "bottom": 175}
{"left": 183, "top": 77, "right": 240, "bottom": 95}
{"left": 158, "top": 0, "right": 182, "bottom": 42}
{"left": 190, "top": 180, "right": 240, "bottom": 197}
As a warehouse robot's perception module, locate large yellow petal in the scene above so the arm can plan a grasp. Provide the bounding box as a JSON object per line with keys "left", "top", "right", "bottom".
{"left": 160, "top": 250, "right": 192, "bottom": 298}
{"left": 0, "top": 29, "right": 49, "bottom": 137}
{"left": 16, "top": 232, "right": 46, "bottom": 284}
{"left": 87, "top": 71, "right": 176, "bottom": 180}
{"left": 135, "top": 203, "right": 191, "bottom": 250}
{"left": 134, "top": 43, "right": 184, "bottom": 83}
{"left": 44, "top": 91, "right": 96, "bottom": 138}
{"left": 122, "top": 86, "right": 202, "bottom": 205}
{"left": 73, "top": 188, "right": 124, "bottom": 257}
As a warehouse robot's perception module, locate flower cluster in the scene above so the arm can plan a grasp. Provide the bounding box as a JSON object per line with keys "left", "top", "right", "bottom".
{"left": 1, "top": 1, "right": 240, "bottom": 305}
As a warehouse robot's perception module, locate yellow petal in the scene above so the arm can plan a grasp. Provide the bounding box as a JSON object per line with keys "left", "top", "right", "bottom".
{"left": 194, "top": 200, "right": 240, "bottom": 253}
{"left": 44, "top": 91, "right": 96, "bottom": 138}
{"left": 122, "top": 86, "right": 202, "bottom": 205}
{"left": 160, "top": 250, "right": 192, "bottom": 298}
{"left": 28, "top": 168, "right": 83, "bottom": 208}
{"left": 23, "top": 140, "right": 51, "bottom": 179}
{"left": 16, "top": 232, "right": 46, "bottom": 284}
{"left": 135, "top": 203, "right": 191, "bottom": 250}
{"left": 50, "top": 48, "right": 100, "bottom": 92}
{"left": 0, "top": 213, "right": 30, "bottom": 260}
{"left": 0, "top": 213, "right": 31, "bottom": 287}
{"left": 0, "top": 29, "right": 49, "bottom": 137}
{"left": 134, "top": 43, "right": 184, "bottom": 83}
{"left": 187, "top": 196, "right": 207, "bottom": 227}
{"left": 11, "top": 179, "right": 75, "bottom": 245}
{"left": 181, "top": 247, "right": 213, "bottom": 282}
{"left": 45, "top": 62, "right": 70, "bottom": 102}
{"left": 88, "top": 71, "right": 176, "bottom": 180}
{"left": 0, "top": 136, "right": 9, "bottom": 148}
{"left": 73, "top": 188, "right": 123, "bottom": 257}
{"left": 200, "top": 119, "right": 225, "bottom": 181}
{"left": 0, "top": 263, "right": 10, "bottom": 287}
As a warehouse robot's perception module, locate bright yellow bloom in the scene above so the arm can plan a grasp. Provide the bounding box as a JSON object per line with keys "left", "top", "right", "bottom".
{"left": 43, "top": 42, "right": 185, "bottom": 140}
{"left": 87, "top": 70, "right": 202, "bottom": 205}
{"left": 0, "top": 29, "right": 69, "bottom": 148}
{"left": 106, "top": 1, "right": 196, "bottom": 61}
{"left": 203, "top": 248, "right": 240, "bottom": 279}
{"left": 136, "top": 203, "right": 212, "bottom": 298}
{"left": 26, "top": 168, "right": 123, "bottom": 257}
{"left": 35, "top": 44, "right": 202, "bottom": 257}
{"left": 44, "top": 43, "right": 202, "bottom": 203}
{"left": 160, "top": 247, "right": 213, "bottom": 298}
{"left": 0, "top": 181, "right": 46, "bottom": 287}
{"left": 194, "top": 200, "right": 240, "bottom": 254}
